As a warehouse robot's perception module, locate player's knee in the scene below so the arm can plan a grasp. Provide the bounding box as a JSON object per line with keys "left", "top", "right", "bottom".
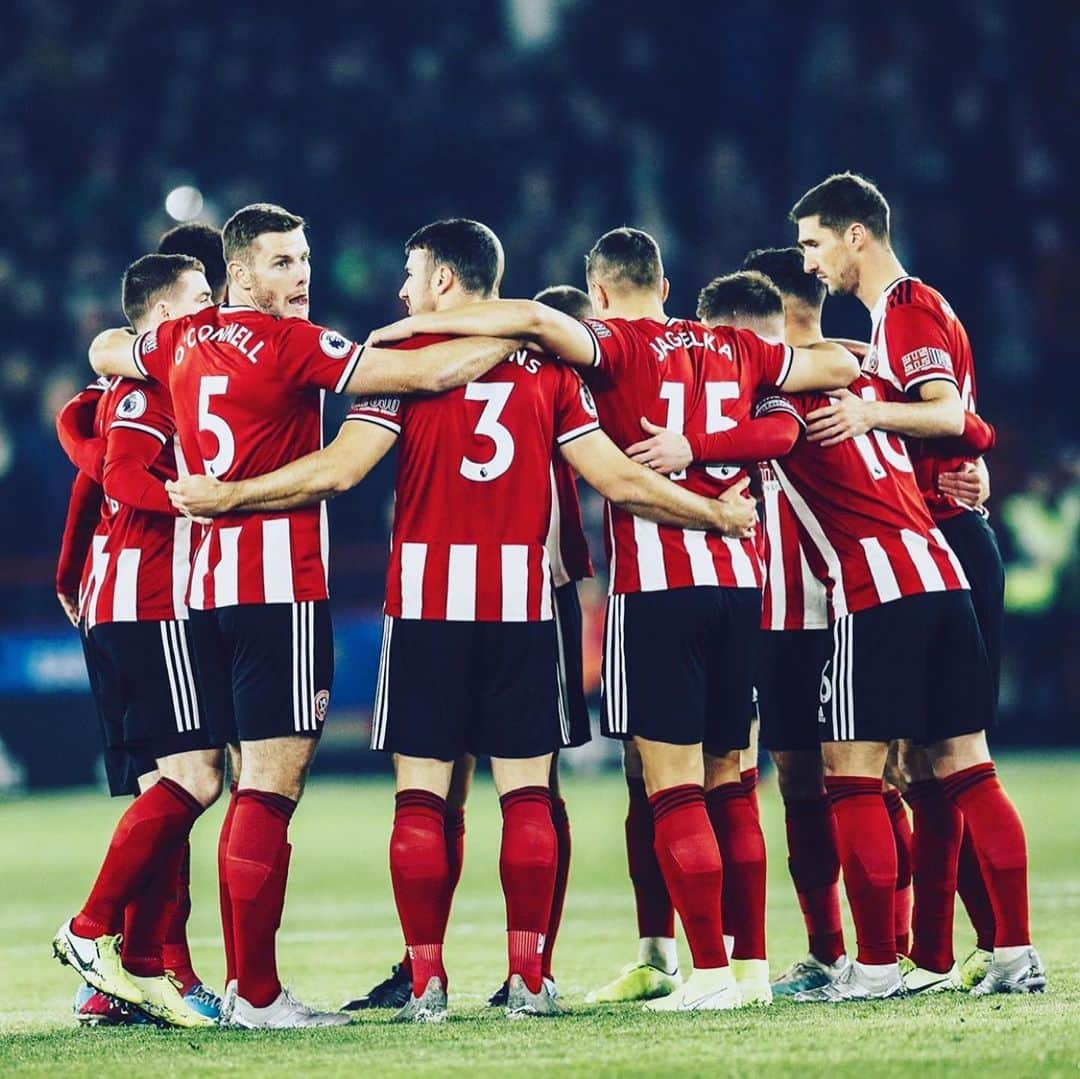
{"left": 774, "top": 751, "right": 825, "bottom": 801}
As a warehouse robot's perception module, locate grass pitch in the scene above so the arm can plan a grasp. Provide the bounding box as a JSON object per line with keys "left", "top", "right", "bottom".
{"left": 1, "top": 753, "right": 1078, "bottom": 1077}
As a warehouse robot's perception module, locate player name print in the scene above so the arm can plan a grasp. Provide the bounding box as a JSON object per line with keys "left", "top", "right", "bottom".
{"left": 175, "top": 321, "right": 266, "bottom": 365}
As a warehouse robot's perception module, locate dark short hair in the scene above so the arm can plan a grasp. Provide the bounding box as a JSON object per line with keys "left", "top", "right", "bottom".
{"left": 585, "top": 227, "right": 662, "bottom": 291}
{"left": 159, "top": 223, "right": 226, "bottom": 300}
{"left": 222, "top": 203, "right": 305, "bottom": 264}
{"left": 742, "top": 247, "right": 825, "bottom": 309}
{"left": 789, "top": 172, "right": 890, "bottom": 240}
{"left": 533, "top": 285, "right": 592, "bottom": 320}
{"left": 405, "top": 218, "right": 503, "bottom": 296}
{"left": 122, "top": 253, "right": 204, "bottom": 326}
{"left": 696, "top": 270, "right": 783, "bottom": 325}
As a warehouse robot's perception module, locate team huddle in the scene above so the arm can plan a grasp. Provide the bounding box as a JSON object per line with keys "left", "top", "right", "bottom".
{"left": 51, "top": 171, "right": 1045, "bottom": 1029}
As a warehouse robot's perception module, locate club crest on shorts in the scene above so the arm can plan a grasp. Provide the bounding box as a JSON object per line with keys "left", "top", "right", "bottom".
{"left": 319, "top": 330, "right": 352, "bottom": 359}
{"left": 117, "top": 389, "right": 148, "bottom": 420}
{"left": 314, "top": 689, "right": 331, "bottom": 723}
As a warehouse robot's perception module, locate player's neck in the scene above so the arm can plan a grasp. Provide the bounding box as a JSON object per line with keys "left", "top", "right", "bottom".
{"left": 225, "top": 283, "right": 260, "bottom": 311}
{"left": 602, "top": 294, "right": 666, "bottom": 321}
{"left": 784, "top": 312, "right": 824, "bottom": 349}
{"left": 856, "top": 248, "right": 907, "bottom": 311}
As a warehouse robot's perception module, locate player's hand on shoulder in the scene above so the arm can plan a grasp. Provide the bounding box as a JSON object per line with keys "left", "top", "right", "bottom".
{"left": 165, "top": 474, "right": 231, "bottom": 519}
{"left": 56, "top": 592, "right": 79, "bottom": 628}
{"left": 713, "top": 476, "right": 757, "bottom": 538}
{"left": 626, "top": 418, "right": 691, "bottom": 476}
{"left": 364, "top": 318, "right": 419, "bottom": 349}
{"left": 806, "top": 387, "right": 871, "bottom": 446}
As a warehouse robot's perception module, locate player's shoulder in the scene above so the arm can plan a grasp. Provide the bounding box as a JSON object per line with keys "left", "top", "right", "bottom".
{"left": 886, "top": 278, "right": 956, "bottom": 323}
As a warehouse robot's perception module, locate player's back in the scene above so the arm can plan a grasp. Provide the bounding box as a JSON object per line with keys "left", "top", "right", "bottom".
{"left": 581, "top": 315, "right": 792, "bottom": 593}
{"left": 349, "top": 337, "right": 598, "bottom": 622}
{"left": 133, "top": 303, "right": 364, "bottom": 608}
{"left": 84, "top": 377, "right": 190, "bottom": 627}
{"left": 758, "top": 375, "right": 969, "bottom": 618}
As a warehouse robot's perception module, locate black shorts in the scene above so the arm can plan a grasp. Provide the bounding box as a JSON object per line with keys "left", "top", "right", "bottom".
{"left": 554, "top": 582, "right": 591, "bottom": 748}
{"left": 601, "top": 586, "right": 761, "bottom": 756}
{"left": 84, "top": 620, "right": 217, "bottom": 793}
{"left": 188, "top": 600, "right": 334, "bottom": 744}
{"left": 820, "top": 591, "right": 994, "bottom": 745}
{"left": 371, "top": 616, "right": 564, "bottom": 762}
{"left": 757, "top": 629, "right": 831, "bottom": 753}
{"left": 937, "top": 511, "right": 1005, "bottom": 707}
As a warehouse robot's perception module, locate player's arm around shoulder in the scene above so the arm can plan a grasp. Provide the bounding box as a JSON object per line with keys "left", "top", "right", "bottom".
{"left": 559, "top": 428, "right": 756, "bottom": 538}
{"left": 781, "top": 339, "right": 861, "bottom": 393}
{"left": 89, "top": 328, "right": 147, "bottom": 380}
{"left": 166, "top": 420, "right": 397, "bottom": 518}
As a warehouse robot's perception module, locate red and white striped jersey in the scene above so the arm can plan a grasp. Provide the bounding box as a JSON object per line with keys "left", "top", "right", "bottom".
{"left": 582, "top": 316, "right": 791, "bottom": 594}
{"left": 864, "top": 277, "right": 982, "bottom": 522}
{"left": 546, "top": 457, "right": 593, "bottom": 588}
{"left": 347, "top": 336, "right": 600, "bottom": 622}
{"left": 759, "top": 462, "right": 828, "bottom": 631}
{"left": 755, "top": 376, "right": 970, "bottom": 620}
{"left": 81, "top": 377, "right": 192, "bottom": 628}
{"left": 133, "top": 304, "right": 365, "bottom": 609}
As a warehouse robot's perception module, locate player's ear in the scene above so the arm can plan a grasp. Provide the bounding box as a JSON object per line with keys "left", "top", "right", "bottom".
{"left": 591, "top": 281, "right": 610, "bottom": 312}
{"left": 228, "top": 259, "right": 252, "bottom": 291}
{"left": 660, "top": 277, "right": 671, "bottom": 303}
{"left": 847, "top": 222, "right": 866, "bottom": 250}
{"left": 433, "top": 263, "right": 454, "bottom": 297}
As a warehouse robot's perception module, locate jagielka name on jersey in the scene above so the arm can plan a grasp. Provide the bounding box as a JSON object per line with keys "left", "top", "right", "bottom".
{"left": 347, "top": 337, "right": 599, "bottom": 622}
{"left": 132, "top": 305, "right": 365, "bottom": 610}
{"left": 864, "top": 276, "right": 984, "bottom": 521}
{"left": 581, "top": 315, "right": 793, "bottom": 595}
{"left": 755, "top": 377, "right": 970, "bottom": 621}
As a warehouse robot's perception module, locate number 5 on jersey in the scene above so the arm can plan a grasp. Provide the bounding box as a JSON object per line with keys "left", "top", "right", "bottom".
{"left": 199, "top": 375, "right": 235, "bottom": 476}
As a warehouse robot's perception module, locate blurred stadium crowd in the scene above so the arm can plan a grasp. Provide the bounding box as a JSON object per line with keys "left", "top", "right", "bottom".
{"left": 2, "top": 1, "right": 1076, "bottom": 737}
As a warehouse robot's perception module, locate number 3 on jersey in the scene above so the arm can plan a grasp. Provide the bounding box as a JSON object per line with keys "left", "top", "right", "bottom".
{"left": 460, "top": 382, "right": 514, "bottom": 483}
{"left": 198, "top": 375, "right": 235, "bottom": 476}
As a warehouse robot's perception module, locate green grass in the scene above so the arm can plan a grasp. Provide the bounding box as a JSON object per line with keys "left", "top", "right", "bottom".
{"left": 1, "top": 754, "right": 1078, "bottom": 1077}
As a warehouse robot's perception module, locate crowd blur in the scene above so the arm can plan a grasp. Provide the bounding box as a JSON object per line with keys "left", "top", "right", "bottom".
{"left": 2, "top": 1, "right": 1075, "bottom": 735}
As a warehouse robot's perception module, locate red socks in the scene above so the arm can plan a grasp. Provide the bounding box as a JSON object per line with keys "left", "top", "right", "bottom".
{"left": 903, "top": 779, "right": 963, "bottom": 972}
{"left": 121, "top": 841, "right": 186, "bottom": 979}
{"left": 625, "top": 777, "right": 675, "bottom": 939}
{"left": 957, "top": 823, "right": 997, "bottom": 951}
{"left": 500, "top": 786, "right": 557, "bottom": 994}
{"left": 941, "top": 763, "right": 1030, "bottom": 947}
{"left": 706, "top": 782, "right": 767, "bottom": 960}
{"left": 825, "top": 776, "right": 897, "bottom": 966}
{"left": 218, "top": 783, "right": 240, "bottom": 986}
{"left": 884, "top": 788, "right": 914, "bottom": 956}
{"left": 543, "top": 797, "right": 572, "bottom": 981}
{"left": 390, "top": 789, "right": 451, "bottom": 997}
{"left": 160, "top": 842, "right": 199, "bottom": 993}
{"left": 73, "top": 777, "right": 204, "bottom": 940}
{"left": 784, "top": 794, "right": 845, "bottom": 964}
{"left": 650, "top": 785, "right": 728, "bottom": 969}
{"left": 225, "top": 789, "right": 296, "bottom": 1008}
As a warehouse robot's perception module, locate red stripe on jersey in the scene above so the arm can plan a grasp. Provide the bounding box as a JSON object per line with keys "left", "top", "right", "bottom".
{"left": 760, "top": 463, "right": 828, "bottom": 631}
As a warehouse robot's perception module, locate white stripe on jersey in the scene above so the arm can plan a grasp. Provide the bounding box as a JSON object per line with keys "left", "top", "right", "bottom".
{"left": 113, "top": 549, "right": 141, "bottom": 621}
{"left": 723, "top": 536, "right": 758, "bottom": 587}
{"left": 447, "top": 545, "right": 478, "bottom": 621}
{"left": 606, "top": 509, "right": 618, "bottom": 594}
{"left": 189, "top": 531, "right": 211, "bottom": 610}
{"left": 901, "top": 529, "right": 946, "bottom": 592}
{"left": 774, "top": 462, "right": 849, "bottom": 618}
{"left": 931, "top": 528, "right": 971, "bottom": 588}
{"left": 85, "top": 536, "right": 109, "bottom": 631}
{"left": 860, "top": 537, "right": 902, "bottom": 604}
{"left": 540, "top": 548, "right": 553, "bottom": 621}
{"left": 172, "top": 518, "right": 191, "bottom": 621}
{"left": 799, "top": 546, "right": 829, "bottom": 630}
{"left": 110, "top": 420, "right": 168, "bottom": 444}
{"left": 632, "top": 517, "right": 667, "bottom": 591}
{"left": 545, "top": 467, "right": 569, "bottom": 590}
{"left": 501, "top": 545, "right": 529, "bottom": 621}
{"left": 764, "top": 502, "right": 787, "bottom": 630}
{"left": 262, "top": 518, "right": 295, "bottom": 604}
{"left": 400, "top": 543, "right": 427, "bottom": 619}
{"left": 214, "top": 527, "right": 241, "bottom": 607}
{"left": 684, "top": 530, "right": 720, "bottom": 587}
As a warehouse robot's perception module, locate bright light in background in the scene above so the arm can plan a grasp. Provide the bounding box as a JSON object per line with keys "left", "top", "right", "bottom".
{"left": 164, "top": 185, "right": 204, "bottom": 221}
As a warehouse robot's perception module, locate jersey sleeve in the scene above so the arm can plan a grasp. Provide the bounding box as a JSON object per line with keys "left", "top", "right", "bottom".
{"left": 734, "top": 328, "right": 794, "bottom": 390}
{"left": 345, "top": 394, "right": 406, "bottom": 435}
{"left": 753, "top": 391, "right": 808, "bottom": 427}
{"left": 274, "top": 319, "right": 365, "bottom": 394}
{"left": 132, "top": 321, "right": 176, "bottom": 383}
{"left": 56, "top": 471, "right": 102, "bottom": 594}
{"left": 107, "top": 382, "right": 176, "bottom": 446}
{"left": 55, "top": 383, "right": 108, "bottom": 482}
{"left": 580, "top": 318, "right": 635, "bottom": 378}
{"left": 553, "top": 369, "right": 601, "bottom": 446}
{"left": 102, "top": 425, "right": 175, "bottom": 516}
{"left": 883, "top": 303, "right": 958, "bottom": 393}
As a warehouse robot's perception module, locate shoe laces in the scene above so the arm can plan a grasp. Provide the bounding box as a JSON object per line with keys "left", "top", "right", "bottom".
{"left": 186, "top": 983, "right": 222, "bottom": 1008}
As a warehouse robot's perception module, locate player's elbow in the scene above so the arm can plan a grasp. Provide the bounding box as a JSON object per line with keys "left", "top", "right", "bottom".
{"left": 828, "top": 349, "right": 861, "bottom": 388}
{"left": 88, "top": 333, "right": 111, "bottom": 375}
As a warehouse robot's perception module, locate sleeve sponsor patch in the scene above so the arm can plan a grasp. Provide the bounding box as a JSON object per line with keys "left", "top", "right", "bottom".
{"left": 900, "top": 346, "right": 953, "bottom": 379}
{"left": 140, "top": 332, "right": 158, "bottom": 355}
{"left": 753, "top": 394, "right": 803, "bottom": 424}
{"left": 352, "top": 395, "right": 401, "bottom": 417}
{"left": 116, "top": 389, "right": 148, "bottom": 420}
{"left": 583, "top": 318, "right": 611, "bottom": 339}
{"left": 319, "top": 329, "right": 353, "bottom": 359}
